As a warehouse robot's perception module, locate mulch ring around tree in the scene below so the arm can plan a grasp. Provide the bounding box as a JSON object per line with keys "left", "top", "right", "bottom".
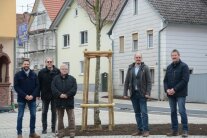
{"left": 74, "top": 124, "right": 207, "bottom": 136}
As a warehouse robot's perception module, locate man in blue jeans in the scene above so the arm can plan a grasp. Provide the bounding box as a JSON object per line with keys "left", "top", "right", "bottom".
{"left": 164, "top": 49, "right": 190, "bottom": 137}
{"left": 14, "top": 59, "right": 40, "bottom": 138}
{"left": 123, "top": 52, "right": 152, "bottom": 137}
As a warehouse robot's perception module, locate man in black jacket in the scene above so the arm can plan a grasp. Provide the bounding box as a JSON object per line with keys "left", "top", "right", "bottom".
{"left": 38, "top": 57, "right": 60, "bottom": 134}
{"left": 52, "top": 64, "right": 77, "bottom": 138}
{"left": 14, "top": 59, "right": 40, "bottom": 138}
{"left": 123, "top": 52, "right": 152, "bottom": 137}
{"left": 164, "top": 49, "right": 190, "bottom": 137}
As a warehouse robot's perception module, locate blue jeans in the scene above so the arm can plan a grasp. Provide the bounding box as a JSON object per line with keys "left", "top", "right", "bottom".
{"left": 42, "top": 99, "right": 56, "bottom": 130}
{"left": 17, "top": 101, "right": 36, "bottom": 135}
{"left": 131, "top": 92, "right": 149, "bottom": 131}
{"left": 168, "top": 97, "right": 188, "bottom": 132}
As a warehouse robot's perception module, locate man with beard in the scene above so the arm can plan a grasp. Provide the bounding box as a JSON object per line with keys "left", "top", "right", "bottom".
{"left": 14, "top": 59, "right": 40, "bottom": 138}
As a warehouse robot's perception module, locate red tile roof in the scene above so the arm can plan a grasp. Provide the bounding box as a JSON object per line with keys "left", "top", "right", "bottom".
{"left": 42, "top": 0, "right": 65, "bottom": 21}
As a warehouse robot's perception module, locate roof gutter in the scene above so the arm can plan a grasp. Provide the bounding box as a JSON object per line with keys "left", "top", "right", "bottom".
{"left": 158, "top": 21, "right": 168, "bottom": 100}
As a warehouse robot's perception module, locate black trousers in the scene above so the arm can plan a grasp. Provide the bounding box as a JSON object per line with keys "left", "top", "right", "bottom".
{"left": 41, "top": 99, "right": 56, "bottom": 130}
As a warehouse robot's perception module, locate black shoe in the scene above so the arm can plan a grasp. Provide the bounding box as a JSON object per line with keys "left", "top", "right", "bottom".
{"left": 166, "top": 131, "right": 179, "bottom": 136}
{"left": 42, "top": 129, "right": 47, "bottom": 134}
{"left": 182, "top": 131, "right": 188, "bottom": 137}
{"left": 52, "top": 129, "right": 56, "bottom": 133}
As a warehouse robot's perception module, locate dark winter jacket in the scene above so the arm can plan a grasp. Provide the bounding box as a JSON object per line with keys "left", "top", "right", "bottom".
{"left": 51, "top": 74, "right": 77, "bottom": 109}
{"left": 164, "top": 60, "right": 189, "bottom": 97}
{"left": 124, "top": 62, "right": 152, "bottom": 97}
{"left": 14, "top": 69, "right": 39, "bottom": 102}
{"left": 38, "top": 66, "right": 60, "bottom": 100}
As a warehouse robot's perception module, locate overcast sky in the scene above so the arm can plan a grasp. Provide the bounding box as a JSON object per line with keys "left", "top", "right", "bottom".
{"left": 16, "top": 0, "right": 35, "bottom": 13}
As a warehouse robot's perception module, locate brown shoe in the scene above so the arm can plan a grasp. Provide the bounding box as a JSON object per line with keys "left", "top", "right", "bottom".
{"left": 17, "top": 135, "right": 23, "bottom": 138}
{"left": 57, "top": 129, "right": 65, "bottom": 138}
{"left": 143, "top": 131, "right": 150, "bottom": 137}
{"left": 166, "top": 131, "right": 179, "bottom": 136}
{"left": 182, "top": 131, "right": 188, "bottom": 137}
{"left": 29, "top": 133, "right": 40, "bottom": 138}
{"left": 131, "top": 130, "right": 143, "bottom": 136}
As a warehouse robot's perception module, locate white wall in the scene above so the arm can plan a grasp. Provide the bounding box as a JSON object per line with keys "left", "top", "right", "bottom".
{"left": 164, "top": 24, "right": 207, "bottom": 74}
{"left": 111, "top": 0, "right": 163, "bottom": 98}
{"left": 57, "top": 1, "right": 112, "bottom": 90}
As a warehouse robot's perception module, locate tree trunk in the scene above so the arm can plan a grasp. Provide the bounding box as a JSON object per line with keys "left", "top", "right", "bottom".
{"left": 94, "top": 0, "right": 102, "bottom": 129}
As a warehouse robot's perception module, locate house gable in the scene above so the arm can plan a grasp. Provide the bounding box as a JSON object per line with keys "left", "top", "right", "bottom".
{"left": 56, "top": 0, "right": 114, "bottom": 90}
{"left": 29, "top": 0, "right": 65, "bottom": 32}
{"left": 29, "top": 0, "right": 52, "bottom": 32}
{"left": 110, "top": 0, "right": 163, "bottom": 97}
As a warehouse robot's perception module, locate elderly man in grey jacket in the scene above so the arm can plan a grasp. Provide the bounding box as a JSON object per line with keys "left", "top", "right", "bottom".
{"left": 123, "top": 52, "right": 152, "bottom": 137}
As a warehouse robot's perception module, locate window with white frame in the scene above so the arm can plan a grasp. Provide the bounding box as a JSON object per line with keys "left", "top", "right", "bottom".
{"left": 63, "top": 34, "right": 70, "bottom": 47}
{"left": 80, "top": 31, "right": 88, "bottom": 44}
{"left": 150, "top": 68, "right": 155, "bottom": 84}
{"left": 147, "top": 30, "right": 153, "bottom": 48}
{"left": 62, "top": 62, "right": 70, "bottom": 73}
{"left": 80, "top": 61, "right": 84, "bottom": 74}
{"left": 132, "top": 33, "right": 138, "bottom": 51}
{"left": 119, "top": 36, "right": 124, "bottom": 53}
{"left": 119, "top": 69, "right": 125, "bottom": 85}
{"left": 134, "top": 0, "right": 138, "bottom": 15}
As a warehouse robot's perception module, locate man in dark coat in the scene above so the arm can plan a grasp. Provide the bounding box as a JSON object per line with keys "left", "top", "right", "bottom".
{"left": 14, "top": 59, "right": 40, "bottom": 138}
{"left": 52, "top": 64, "right": 77, "bottom": 138}
{"left": 164, "top": 49, "right": 190, "bottom": 137}
{"left": 123, "top": 52, "right": 152, "bottom": 137}
{"left": 38, "top": 57, "right": 60, "bottom": 133}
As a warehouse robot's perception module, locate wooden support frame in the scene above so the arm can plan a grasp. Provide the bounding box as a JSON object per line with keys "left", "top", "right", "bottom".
{"left": 81, "top": 49, "right": 114, "bottom": 131}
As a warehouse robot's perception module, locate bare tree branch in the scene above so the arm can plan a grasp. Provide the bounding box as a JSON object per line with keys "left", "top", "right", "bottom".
{"left": 85, "top": 0, "right": 95, "bottom": 9}
{"left": 100, "top": 0, "right": 105, "bottom": 12}
{"left": 84, "top": 0, "right": 96, "bottom": 25}
{"left": 100, "top": 0, "right": 113, "bottom": 28}
{"left": 88, "top": 12, "right": 96, "bottom": 26}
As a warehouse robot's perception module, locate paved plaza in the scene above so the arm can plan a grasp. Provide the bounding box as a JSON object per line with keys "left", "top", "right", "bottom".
{"left": 0, "top": 92, "right": 206, "bottom": 138}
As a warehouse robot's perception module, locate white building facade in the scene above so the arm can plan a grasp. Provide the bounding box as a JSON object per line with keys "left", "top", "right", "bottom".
{"left": 108, "top": 0, "right": 207, "bottom": 100}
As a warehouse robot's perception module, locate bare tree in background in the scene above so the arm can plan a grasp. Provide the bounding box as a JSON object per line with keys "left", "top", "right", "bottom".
{"left": 78, "top": 0, "right": 123, "bottom": 129}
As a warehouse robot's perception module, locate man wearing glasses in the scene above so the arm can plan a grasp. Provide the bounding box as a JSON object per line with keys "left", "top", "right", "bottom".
{"left": 38, "top": 57, "right": 60, "bottom": 134}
